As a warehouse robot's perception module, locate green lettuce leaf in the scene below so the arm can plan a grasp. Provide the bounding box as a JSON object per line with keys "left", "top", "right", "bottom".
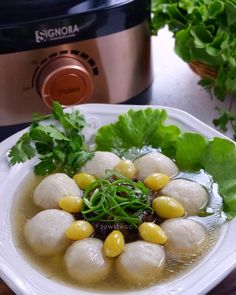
{"left": 95, "top": 108, "right": 181, "bottom": 157}
{"left": 95, "top": 108, "right": 236, "bottom": 218}
{"left": 175, "top": 133, "right": 207, "bottom": 170}
{"left": 174, "top": 29, "right": 192, "bottom": 61}
{"left": 204, "top": 138, "right": 236, "bottom": 217}
{"left": 208, "top": 1, "right": 224, "bottom": 19}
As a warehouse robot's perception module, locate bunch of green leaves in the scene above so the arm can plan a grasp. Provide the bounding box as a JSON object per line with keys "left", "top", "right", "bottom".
{"left": 151, "top": 0, "right": 236, "bottom": 136}
{"left": 96, "top": 108, "right": 180, "bottom": 158}
{"left": 82, "top": 172, "right": 151, "bottom": 228}
{"left": 9, "top": 102, "right": 93, "bottom": 176}
{"left": 95, "top": 108, "right": 236, "bottom": 219}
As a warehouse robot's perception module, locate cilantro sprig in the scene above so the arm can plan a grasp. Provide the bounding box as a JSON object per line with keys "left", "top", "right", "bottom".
{"left": 9, "top": 102, "right": 94, "bottom": 176}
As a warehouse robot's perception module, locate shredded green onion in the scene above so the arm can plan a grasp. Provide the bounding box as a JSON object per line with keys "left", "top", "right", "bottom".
{"left": 82, "top": 173, "right": 151, "bottom": 228}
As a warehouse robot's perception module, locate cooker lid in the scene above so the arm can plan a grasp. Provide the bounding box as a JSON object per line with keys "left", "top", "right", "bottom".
{"left": 0, "top": 0, "right": 135, "bottom": 25}
{"left": 0, "top": 0, "right": 132, "bottom": 11}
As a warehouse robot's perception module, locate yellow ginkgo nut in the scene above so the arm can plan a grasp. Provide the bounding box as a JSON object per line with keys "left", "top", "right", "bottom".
{"left": 59, "top": 196, "right": 83, "bottom": 213}
{"left": 115, "top": 160, "right": 136, "bottom": 179}
{"left": 139, "top": 222, "right": 167, "bottom": 245}
{"left": 66, "top": 220, "right": 94, "bottom": 240}
{"left": 103, "top": 230, "right": 125, "bottom": 258}
{"left": 73, "top": 173, "right": 96, "bottom": 190}
{"left": 152, "top": 196, "right": 185, "bottom": 219}
{"left": 144, "top": 173, "right": 170, "bottom": 191}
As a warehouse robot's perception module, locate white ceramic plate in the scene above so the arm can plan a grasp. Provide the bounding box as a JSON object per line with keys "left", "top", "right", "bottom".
{"left": 0, "top": 104, "right": 236, "bottom": 295}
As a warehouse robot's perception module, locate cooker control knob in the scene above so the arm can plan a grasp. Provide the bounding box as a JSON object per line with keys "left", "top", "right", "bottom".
{"left": 37, "top": 56, "right": 93, "bottom": 107}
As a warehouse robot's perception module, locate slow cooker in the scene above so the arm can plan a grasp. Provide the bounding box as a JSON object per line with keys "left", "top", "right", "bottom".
{"left": 0, "top": 0, "right": 152, "bottom": 128}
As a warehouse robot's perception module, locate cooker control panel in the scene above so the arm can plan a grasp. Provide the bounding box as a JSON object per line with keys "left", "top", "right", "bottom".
{"left": 36, "top": 55, "right": 94, "bottom": 107}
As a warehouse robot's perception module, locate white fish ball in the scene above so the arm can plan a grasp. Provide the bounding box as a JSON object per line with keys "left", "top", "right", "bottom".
{"left": 64, "top": 238, "right": 113, "bottom": 284}
{"left": 134, "top": 151, "right": 179, "bottom": 181}
{"left": 161, "top": 218, "right": 206, "bottom": 256}
{"left": 24, "top": 209, "right": 74, "bottom": 256}
{"left": 160, "top": 179, "right": 208, "bottom": 216}
{"left": 80, "top": 151, "right": 121, "bottom": 178}
{"left": 33, "top": 173, "right": 81, "bottom": 209}
{"left": 116, "top": 241, "right": 165, "bottom": 284}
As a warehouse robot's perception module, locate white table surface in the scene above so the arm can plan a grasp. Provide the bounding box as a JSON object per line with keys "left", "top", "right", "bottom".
{"left": 151, "top": 27, "right": 236, "bottom": 139}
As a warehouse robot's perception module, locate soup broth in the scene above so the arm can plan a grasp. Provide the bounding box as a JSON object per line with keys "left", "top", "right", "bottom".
{"left": 11, "top": 171, "right": 224, "bottom": 292}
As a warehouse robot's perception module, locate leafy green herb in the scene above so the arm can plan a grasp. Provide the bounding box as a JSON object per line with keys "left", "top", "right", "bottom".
{"left": 151, "top": 0, "right": 236, "bottom": 138}
{"left": 9, "top": 133, "right": 36, "bottom": 164}
{"left": 8, "top": 102, "right": 93, "bottom": 176}
{"left": 82, "top": 172, "right": 151, "bottom": 228}
{"left": 198, "top": 77, "right": 215, "bottom": 94}
{"left": 96, "top": 108, "right": 180, "bottom": 158}
{"left": 95, "top": 108, "right": 236, "bottom": 218}
{"left": 213, "top": 106, "right": 236, "bottom": 140}
{"left": 175, "top": 133, "right": 207, "bottom": 170}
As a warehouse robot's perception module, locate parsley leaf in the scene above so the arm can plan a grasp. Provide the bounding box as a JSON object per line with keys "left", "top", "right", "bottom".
{"left": 8, "top": 102, "right": 93, "bottom": 176}
{"left": 34, "top": 156, "right": 56, "bottom": 176}
{"left": 8, "top": 133, "right": 36, "bottom": 164}
{"left": 33, "top": 125, "right": 68, "bottom": 141}
{"left": 52, "top": 102, "right": 85, "bottom": 132}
